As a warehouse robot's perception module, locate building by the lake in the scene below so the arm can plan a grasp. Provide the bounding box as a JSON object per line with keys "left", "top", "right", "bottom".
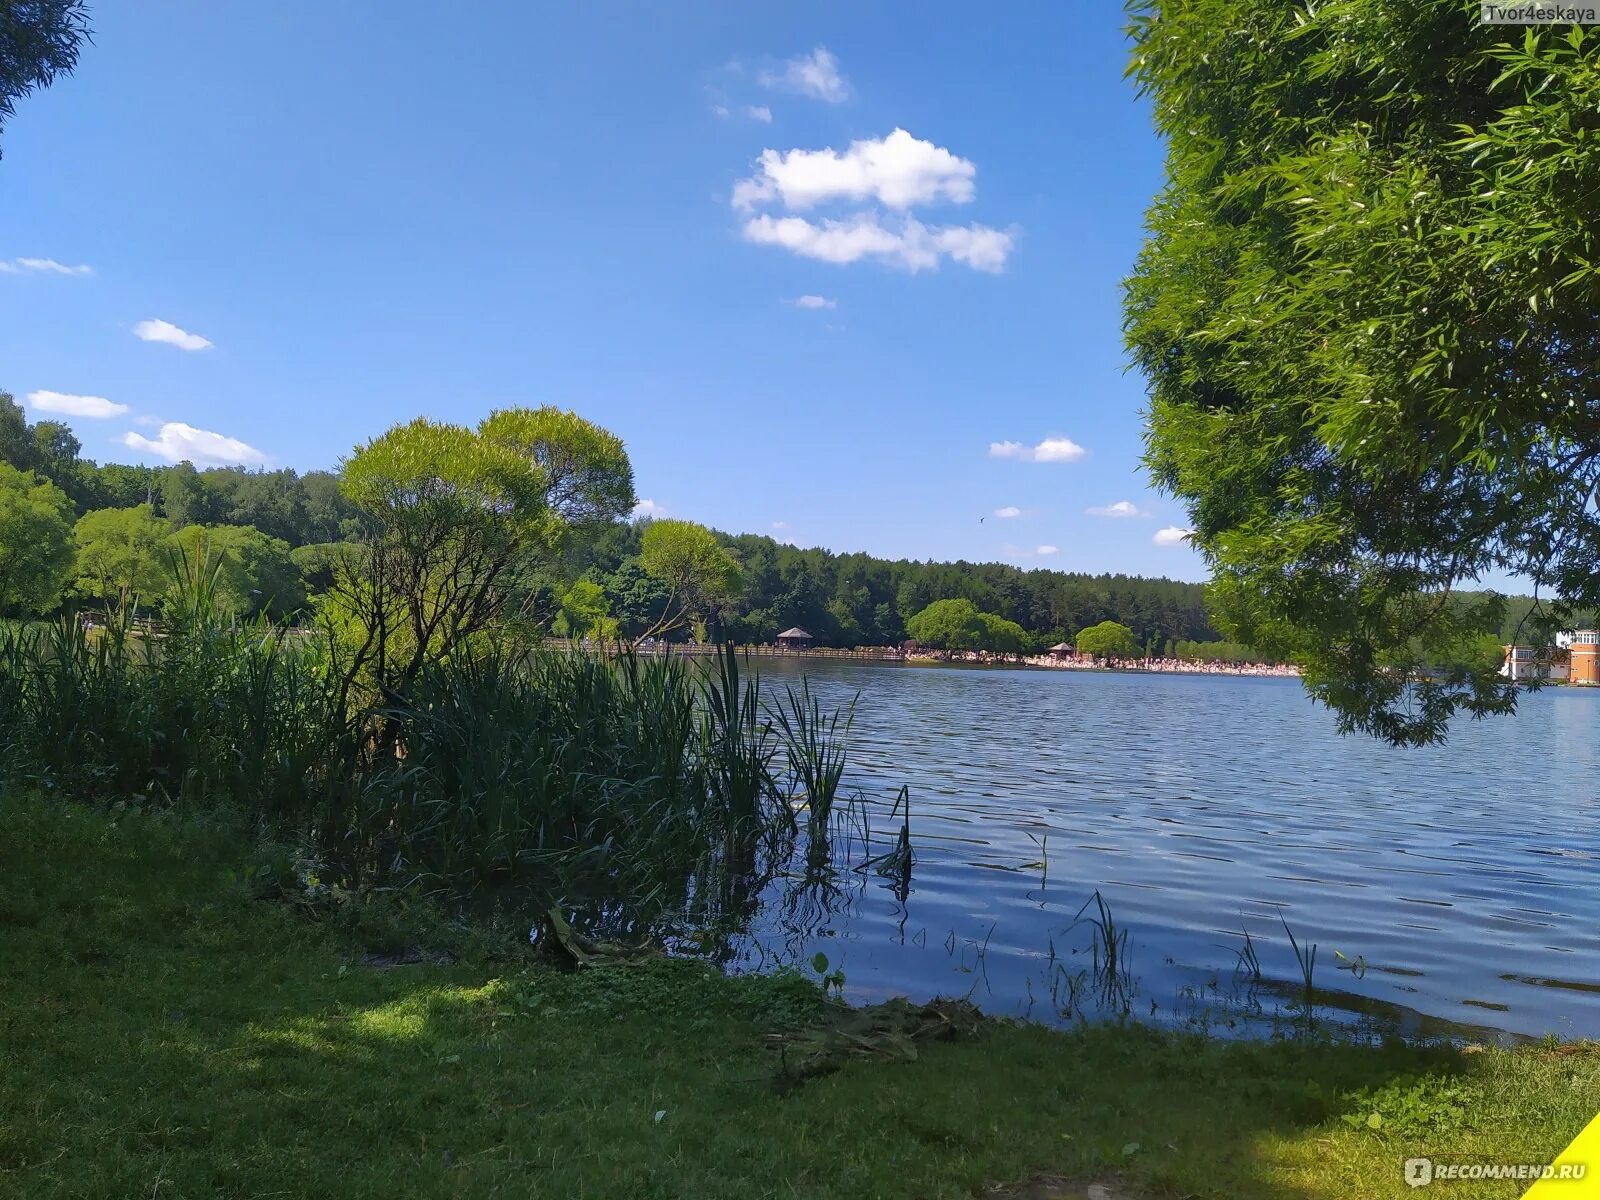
{"left": 1502, "top": 629, "right": 1600, "bottom": 684}
{"left": 1570, "top": 630, "right": 1600, "bottom": 685}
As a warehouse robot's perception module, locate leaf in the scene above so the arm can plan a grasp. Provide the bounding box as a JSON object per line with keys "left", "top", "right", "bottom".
{"left": 812, "top": 951, "right": 830, "bottom": 975}
{"left": 1366, "top": 1112, "right": 1383, "bottom": 1130}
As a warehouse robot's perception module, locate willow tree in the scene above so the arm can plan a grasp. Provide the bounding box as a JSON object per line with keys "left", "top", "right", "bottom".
{"left": 1125, "top": 2, "right": 1600, "bottom": 744}
{"left": 637, "top": 519, "right": 743, "bottom": 641}
{"left": 329, "top": 408, "right": 633, "bottom": 706}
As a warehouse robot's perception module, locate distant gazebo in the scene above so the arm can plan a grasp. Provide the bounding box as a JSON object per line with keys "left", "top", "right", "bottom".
{"left": 776, "top": 626, "right": 814, "bottom": 651}
{"left": 1048, "top": 642, "right": 1075, "bottom": 661}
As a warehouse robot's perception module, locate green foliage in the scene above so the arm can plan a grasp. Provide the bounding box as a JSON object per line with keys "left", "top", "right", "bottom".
{"left": 166, "top": 524, "right": 305, "bottom": 618}
{"left": 638, "top": 518, "right": 744, "bottom": 639}
{"left": 553, "top": 578, "right": 613, "bottom": 641}
{"left": 0, "top": 461, "right": 73, "bottom": 613}
{"left": 978, "top": 611, "right": 1027, "bottom": 653}
{"left": 1125, "top": 2, "right": 1600, "bottom": 743}
{"left": 903, "top": 599, "right": 1029, "bottom": 653}
{"left": 906, "top": 598, "right": 987, "bottom": 649}
{"left": 70, "top": 504, "right": 169, "bottom": 606}
{"left": 0, "top": 0, "right": 90, "bottom": 156}
{"left": 1339, "top": 1074, "right": 1473, "bottom": 1138}
{"left": 330, "top": 409, "right": 632, "bottom": 702}
{"left": 1076, "top": 619, "right": 1140, "bottom": 660}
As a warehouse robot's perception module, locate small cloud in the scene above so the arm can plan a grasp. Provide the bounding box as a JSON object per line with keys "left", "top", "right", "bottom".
{"left": 759, "top": 47, "right": 849, "bottom": 103}
{"left": 133, "top": 318, "right": 212, "bottom": 351}
{"left": 1035, "top": 545, "right": 1059, "bottom": 556}
{"left": 1087, "top": 500, "right": 1150, "bottom": 519}
{"left": 744, "top": 213, "right": 1012, "bottom": 273}
{"left": 791, "top": 294, "right": 836, "bottom": 309}
{"left": 771, "top": 520, "right": 789, "bottom": 530}
{"left": 122, "top": 422, "right": 265, "bottom": 467}
{"left": 25, "top": 390, "right": 128, "bottom": 419}
{"left": 1153, "top": 526, "right": 1193, "bottom": 547}
{"left": 745, "top": 104, "right": 772, "bottom": 123}
{"left": 993, "top": 506, "right": 1022, "bottom": 519}
{"left": 989, "top": 437, "right": 1086, "bottom": 463}
{"left": 632, "top": 498, "right": 668, "bottom": 520}
{"left": 710, "top": 103, "right": 731, "bottom": 118}
{"left": 0, "top": 257, "right": 93, "bottom": 276}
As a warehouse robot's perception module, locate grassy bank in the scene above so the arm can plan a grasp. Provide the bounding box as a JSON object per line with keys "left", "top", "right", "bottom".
{"left": 3, "top": 796, "right": 1596, "bottom": 1199}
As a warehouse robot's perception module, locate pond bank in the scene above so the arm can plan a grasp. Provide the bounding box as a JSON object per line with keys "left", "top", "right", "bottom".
{"left": 4, "top": 795, "right": 1595, "bottom": 1199}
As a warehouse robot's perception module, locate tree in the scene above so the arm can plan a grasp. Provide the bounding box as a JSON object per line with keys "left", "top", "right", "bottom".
{"left": 978, "top": 611, "right": 1026, "bottom": 654}
{"left": 905, "top": 598, "right": 987, "bottom": 650}
{"left": 331, "top": 409, "right": 634, "bottom": 704}
{"left": 554, "top": 578, "right": 614, "bottom": 641}
{"left": 166, "top": 524, "right": 304, "bottom": 619}
{"left": 1076, "top": 620, "right": 1139, "bottom": 661}
{"left": 71, "top": 504, "right": 169, "bottom": 606}
{"left": 0, "top": 462, "right": 72, "bottom": 613}
{"left": 637, "top": 519, "right": 742, "bottom": 640}
{"left": 0, "top": 1, "right": 90, "bottom": 157}
{"left": 1126, "top": 3, "right": 1600, "bottom": 744}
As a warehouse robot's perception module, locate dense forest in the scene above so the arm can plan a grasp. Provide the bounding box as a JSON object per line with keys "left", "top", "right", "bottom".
{"left": 0, "top": 392, "right": 1564, "bottom": 656}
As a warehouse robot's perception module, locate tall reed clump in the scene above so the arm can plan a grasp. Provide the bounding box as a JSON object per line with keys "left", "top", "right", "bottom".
{"left": 770, "top": 676, "right": 856, "bottom": 870}
{"left": 0, "top": 576, "right": 858, "bottom": 930}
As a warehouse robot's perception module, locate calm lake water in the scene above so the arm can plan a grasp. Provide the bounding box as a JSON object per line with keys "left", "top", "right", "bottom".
{"left": 723, "top": 660, "right": 1600, "bottom": 1043}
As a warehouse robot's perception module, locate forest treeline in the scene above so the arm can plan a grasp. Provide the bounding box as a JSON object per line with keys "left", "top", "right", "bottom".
{"left": 0, "top": 393, "right": 1565, "bottom": 655}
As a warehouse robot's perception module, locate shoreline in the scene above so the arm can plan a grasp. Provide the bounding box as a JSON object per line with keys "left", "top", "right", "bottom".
{"left": 563, "top": 639, "right": 1301, "bottom": 679}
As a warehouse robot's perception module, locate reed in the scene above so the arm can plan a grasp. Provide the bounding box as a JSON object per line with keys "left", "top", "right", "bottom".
{"left": 0, "top": 550, "right": 886, "bottom": 947}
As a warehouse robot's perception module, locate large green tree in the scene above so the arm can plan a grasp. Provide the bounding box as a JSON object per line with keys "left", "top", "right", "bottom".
{"left": 331, "top": 409, "right": 634, "bottom": 703}
{"left": 1125, "top": 2, "right": 1600, "bottom": 744}
{"left": 71, "top": 504, "right": 169, "bottom": 607}
{"left": 1076, "top": 620, "right": 1140, "bottom": 661}
{"left": 637, "top": 519, "right": 743, "bottom": 640}
{"left": 0, "top": 462, "right": 73, "bottom": 613}
{"left": 906, "top": 598, "right": 988, "bottom": 650}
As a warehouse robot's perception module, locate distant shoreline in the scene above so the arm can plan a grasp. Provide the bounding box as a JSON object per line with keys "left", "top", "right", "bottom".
{"left": 584, "top": 639, "right": 1300, "bottom": 678}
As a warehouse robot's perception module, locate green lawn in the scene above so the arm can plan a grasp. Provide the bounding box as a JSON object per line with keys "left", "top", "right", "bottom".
{"left": 2, "top": 795, "right": 1596, "bottom": 1199}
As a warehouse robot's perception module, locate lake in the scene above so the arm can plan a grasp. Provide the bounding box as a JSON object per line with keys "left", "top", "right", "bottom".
{"left": 722, "top": 660, "right": 1600, "bottom": 1043}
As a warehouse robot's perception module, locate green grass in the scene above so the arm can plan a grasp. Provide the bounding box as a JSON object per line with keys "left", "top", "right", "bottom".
{"left": 3, "top": 796, "right": 1597, "bottom": 1199}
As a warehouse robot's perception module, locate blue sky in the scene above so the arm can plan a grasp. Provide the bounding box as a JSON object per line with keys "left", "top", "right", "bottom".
{"left": 0, "top": 3, "right": 1205, "bottom": 579}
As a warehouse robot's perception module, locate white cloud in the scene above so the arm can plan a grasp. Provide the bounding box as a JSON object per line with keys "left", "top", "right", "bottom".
{"left": 710, "top": 103, "right": 731, "bottom": 118}
{"left": 1087, "top": 500, "right": 1150, "bottom": 519}
{"left": 1153, "top": 526, "right": 1194, "bottom": 547}
{"left": 743, "top": 213, "right": 1012, "bottom": 273}
{"left": 988, "top": 436, "right": 1086, "bottom": 463}
{"left": 759, "top": 47, "right": 849, "bottom": 103}
{"left": 25, "top": 390, "right": 128, "bottom": 419}
{"left": 0, "top": 257, "right": 92, "bottom": 276}
{"left": 122, "top": 422, "right": 265, "bottom": 466}
{"left": 1035, "top": 545, "right": 1059, "bottom": 556}
{"left": 734, "top": 129, "right": 975, "bottom": 212}
{"left": 791, "top": 294, "right": 836, "bottom": 309}
{"left": 133, "top": 318, "right": 212, "bottom": 351}
{"left": 771, "top": 520, "right": 789, "bottom": 530}
{"left": 993, "top": 506, "right": 1022, "bottom": 519}
{"left": 746, "top": 105, "right": 772, "bottom": 123}
{"left": 632, "top": 498, "right": 668, "bottom": 520}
